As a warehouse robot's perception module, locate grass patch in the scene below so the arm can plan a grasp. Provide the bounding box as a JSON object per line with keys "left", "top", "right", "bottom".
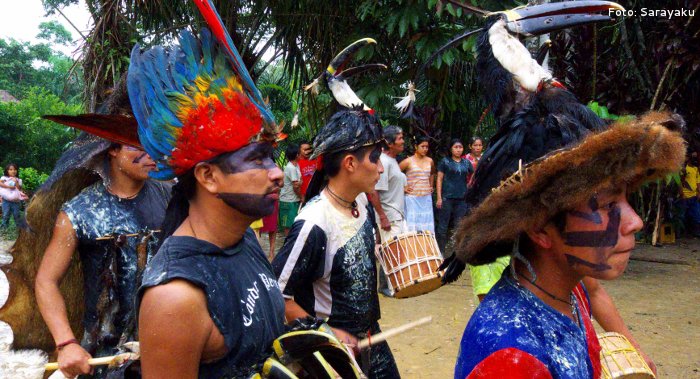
{"left": 0, "top": 221, "right": 19, "bottom": 241}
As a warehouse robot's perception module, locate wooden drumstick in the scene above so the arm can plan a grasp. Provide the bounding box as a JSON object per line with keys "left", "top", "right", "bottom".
{"left": 44, "top": 352, "right": 139, "bottom": 371}
{"left": 357, "top": 316, "right": 432, "bottom": 350}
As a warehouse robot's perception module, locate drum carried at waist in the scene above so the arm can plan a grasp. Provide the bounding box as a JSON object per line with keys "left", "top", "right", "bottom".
{"left": 598, "top": 332, "right": 655, "bottom": 379}
{"left": 377, "top": 231, "right": 443, "bottom": 298}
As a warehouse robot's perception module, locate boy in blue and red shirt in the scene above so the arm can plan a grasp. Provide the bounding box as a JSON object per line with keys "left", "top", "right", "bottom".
{"left": 452, "top": 113, "right": 685, "bottom": 378}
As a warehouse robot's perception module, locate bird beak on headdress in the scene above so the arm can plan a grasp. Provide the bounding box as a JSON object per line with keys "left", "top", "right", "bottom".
{"left": 42, "top": 114, "right": 142, "bottom": 149}
{"left": 326, "top": 38, "right": 377, "bottom": 77}
{"left": 336, "top": 63, "right": 387, "bottom": 81}
{"left": 495, "top": 1, "right": 625, "bottom": 37}
{"left": 323, "top": 38, "right": 385, "bottom": 110}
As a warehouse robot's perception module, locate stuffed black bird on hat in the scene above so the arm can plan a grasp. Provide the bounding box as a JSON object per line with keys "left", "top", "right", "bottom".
{"left": 427, "top": 1, "right": 630, "bottom": 283}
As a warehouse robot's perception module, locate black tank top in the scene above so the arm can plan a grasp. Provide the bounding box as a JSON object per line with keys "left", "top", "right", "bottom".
{"left": 138, "top": 230, "right": 286, "bottom": 378}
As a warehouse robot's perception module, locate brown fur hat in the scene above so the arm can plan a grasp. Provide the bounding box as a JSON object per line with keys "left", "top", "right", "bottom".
{"left": 455, "top": 111, "right": 687, "bottom": 265}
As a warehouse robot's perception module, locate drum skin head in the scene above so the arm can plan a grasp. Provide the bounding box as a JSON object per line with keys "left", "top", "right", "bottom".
{"left": 393, "top": 274, "right": 443, "bottom": 299}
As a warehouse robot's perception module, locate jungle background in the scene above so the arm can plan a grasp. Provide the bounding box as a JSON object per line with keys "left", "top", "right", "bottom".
{"left": 0, "top": 1, "right": 699, "bottom": 377}
{"left": 0, "top": 0, "right": 698, "bottom": 231}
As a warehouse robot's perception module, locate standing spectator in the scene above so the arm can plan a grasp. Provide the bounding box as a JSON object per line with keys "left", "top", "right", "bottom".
{"left": 400, "top": 136, "right": 435, "bottom": 233}
{"left": 464, "top": 136, "right": 483, "bottom": 185}
{"left": 0, "top": 163, "right": 26, "bottom": 229}
{"left": 368, "top": 125, "right": 407, "bottom": 296}
{"left": 463, "top": 135, "right": 509, "bottom": 302}
{"left": 279, "top": 143, "right": 302, "bottom": 237}
{"left": 298, "top": 141, "right": 320, "bottom": 201}
{"left": 681, "top": 151, "right": 700, "bottom": 236}
{"left": 436, "top": 139, "right": 473, "bottom": 256}
{"left": 260, "top": 200, "right": 279, "bottom": 260}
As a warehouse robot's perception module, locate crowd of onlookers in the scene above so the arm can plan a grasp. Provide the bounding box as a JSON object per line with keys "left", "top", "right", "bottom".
{"left": 250, "top": 126, "right": 485, "bottom": 262}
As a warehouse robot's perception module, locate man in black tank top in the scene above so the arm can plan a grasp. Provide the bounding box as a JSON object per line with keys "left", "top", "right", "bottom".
{"left": 33, "top": 77, "right": 170, "bottom": 378}
{"left": 128, "top": 20, "right": 288, "bottom": 379}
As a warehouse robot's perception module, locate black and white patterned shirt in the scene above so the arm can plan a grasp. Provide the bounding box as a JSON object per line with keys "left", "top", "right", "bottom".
{"left": 273, "top": 192, "right": 380, "bottom": 334}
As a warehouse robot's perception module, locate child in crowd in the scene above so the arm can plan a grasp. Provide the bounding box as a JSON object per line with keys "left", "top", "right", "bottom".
{"left": 0, "top": 163, "right": 27, "bottom": 229}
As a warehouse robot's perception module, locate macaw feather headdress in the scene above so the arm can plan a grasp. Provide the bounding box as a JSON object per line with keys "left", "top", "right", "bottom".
{"left": 128, "top": 0, "right": 281, "bottom": 180}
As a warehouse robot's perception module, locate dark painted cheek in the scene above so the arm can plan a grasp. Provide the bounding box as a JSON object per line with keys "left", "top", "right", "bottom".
{"left": 564, "top": 204, "right": 621, "bottom": 247}
{"left": 217, "top": 193, "right": 275, "bottom": 219}
{"left": 568, "top": 196, "right": 602, "bottom": 224}
{"left": 565, "top": 254, "right": 612, "bottom": 271}
{"left": 222, "top": 155, "right": 277, "bottom": 174}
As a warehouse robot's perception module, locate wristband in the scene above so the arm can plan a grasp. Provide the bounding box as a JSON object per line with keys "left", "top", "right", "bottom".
{"left": 56, "top": 338, "right": 79, "bottom": 351}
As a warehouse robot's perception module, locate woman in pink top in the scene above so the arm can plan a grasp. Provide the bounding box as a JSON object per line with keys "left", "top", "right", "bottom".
{"left": 400, "top": 136, "right": 435, "bottom": 232}
{"left": 465, "top": 136, "right": 483, "bottom": 186}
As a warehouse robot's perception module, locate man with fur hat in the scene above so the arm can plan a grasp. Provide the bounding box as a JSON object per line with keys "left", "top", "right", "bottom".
{"left": 273, "top": 39, "right": 400, "bottom": 378}
{"left": 33, "top": 81, "right": 171, "bottom": 378}
{"left": 452, "top": 113, "right": 685, "bottom": 378}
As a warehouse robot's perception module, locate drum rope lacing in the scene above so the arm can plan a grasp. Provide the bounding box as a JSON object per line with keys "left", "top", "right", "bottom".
{"left": 378, "top": 232, "right": 443, "bottom": 294}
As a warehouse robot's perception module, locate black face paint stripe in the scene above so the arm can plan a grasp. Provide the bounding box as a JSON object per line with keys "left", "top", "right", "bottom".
{"left": 564, "top": 204, "right": 621, "bottom": 247}
{"left": 565, "top": 254, "right": 612, "bottom": 271}
{"left": 132, "top": 152, "right": 148, "bottom": 164}
{"left": 220, "top": 143, "right": 277, "bottom": 174}
{"left": 217, "top": 192, "right": 276, "bottom": 219}
{"left": 568, "top": 210, "right": 602, "bottom": 225}
{"left": 568, "top": 196, "right": 602, "bottom": 224}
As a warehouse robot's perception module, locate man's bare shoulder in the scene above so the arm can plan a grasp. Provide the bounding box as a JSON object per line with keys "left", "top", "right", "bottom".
{"left": 141, "top": 279, "right": 207, "bottom": 312}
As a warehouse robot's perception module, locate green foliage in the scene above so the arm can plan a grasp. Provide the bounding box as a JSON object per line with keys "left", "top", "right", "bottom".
{"left": 0, "top": 37, "right": 83, "bottom": 103}
{"left": 37, "top": 21, "right": 73, "bottom": 45}
{"left": 586, "top": 101, "right": 634, "bottom": 122}
{"left": 18, "top": 167, "right": 49, "bottom": 194}
{"left": 0, "top": 87, "right": 82, "bottom": 172}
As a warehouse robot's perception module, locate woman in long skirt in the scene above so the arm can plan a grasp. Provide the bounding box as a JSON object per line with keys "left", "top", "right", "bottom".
{"left": 400, "top": 136, "right": 435, "bottom": 233}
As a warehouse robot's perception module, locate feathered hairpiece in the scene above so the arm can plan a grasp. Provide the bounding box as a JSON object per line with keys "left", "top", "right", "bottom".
{"left": 304, "top": 39, "right": 387, "bottom": 159}
{"left": 128, "top": 1, "right": 280, "bottom": 180}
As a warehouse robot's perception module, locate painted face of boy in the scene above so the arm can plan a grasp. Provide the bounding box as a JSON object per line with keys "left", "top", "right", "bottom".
{"left": 215, "top": 142, "right": 283, "bottom": 218}
{"left": 111, "top": 145, "right": 156, "bottom": 181}
{"left": 551, "top": 186, "right": 643, "bottom": 280}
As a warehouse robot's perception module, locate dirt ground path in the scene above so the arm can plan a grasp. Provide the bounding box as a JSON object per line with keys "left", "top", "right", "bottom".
{"left": 261, "top": 233, "right": 699, "bottom": 377}
{"left": 375, "top": 239, "right": 700, "bottom": 378}
{"left": 3, "top": 236, "right": 699, "bottom": 378}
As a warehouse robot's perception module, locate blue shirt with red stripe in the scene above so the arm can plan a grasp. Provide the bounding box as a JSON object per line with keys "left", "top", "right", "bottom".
{"left": 455, "top": 271, "right": 601, "bottom": 379}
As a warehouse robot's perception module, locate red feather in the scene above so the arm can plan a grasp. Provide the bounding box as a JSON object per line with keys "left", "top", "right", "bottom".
{"left": 192, "top": 0, "right": 236, "bottom": 59}
{"left": 170, "top": 92, "right": 262, "bottom": 175}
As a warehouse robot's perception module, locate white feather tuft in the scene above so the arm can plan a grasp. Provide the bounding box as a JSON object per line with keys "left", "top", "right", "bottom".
{"left": 48, "top": 370, "right": 68, "bottom": 379}
{"left": 328, "top": 80, "right": 369, "bottom": 110}
{"left": 303, "top": 78, "right": 320, "bottom": 96}
{"left": 0, "top": 321, "right": 13, "bottom": 352}
{"left": 0, "top": 349, "right": 48, "bottom": 379}
{"left": 291, "top": 112, "right": 299, "bottom": 128}
{"left": 394, "top": 81, "right": 419, "bottom": 114}
{"left": 0, "top": 269, "right": 9, "bottom": 308}
{"left": 489, "top": 19, "right": 552, "bottom": 92}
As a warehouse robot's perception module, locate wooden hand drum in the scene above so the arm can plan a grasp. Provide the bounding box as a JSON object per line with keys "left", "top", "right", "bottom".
{"left": 378, "top": 231, "right": 443, "bottom": 298}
